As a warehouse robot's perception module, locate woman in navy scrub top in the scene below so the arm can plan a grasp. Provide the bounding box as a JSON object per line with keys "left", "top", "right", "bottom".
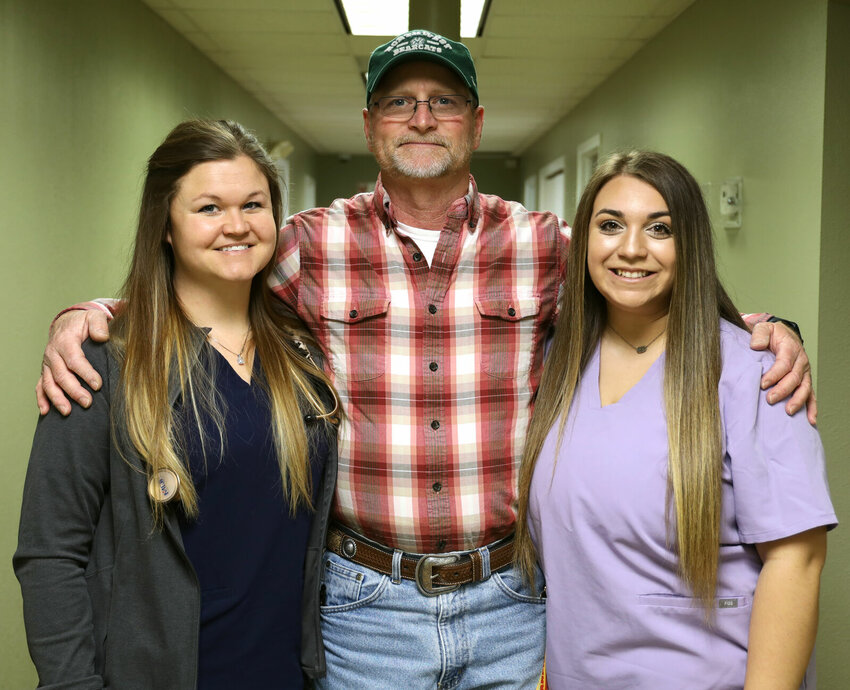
{"left": 15, "top": 120, "right": 338, "bottom": 689}
{"left": 516, "top": 151, "right": 835, "bottom": 689}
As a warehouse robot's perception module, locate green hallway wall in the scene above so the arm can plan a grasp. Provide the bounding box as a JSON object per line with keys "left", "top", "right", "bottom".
{"left": 816, "top": 3, "right": 850, "bottom": 688}
{"left": 469, "top": 153, "right": 522, "bottom": 206}
{"left": 520, "top": 0, "right": 848, "bottom": 685}
{"left": 0, "top": 1, "right": 317, "bottom": 685}
{"left": 316, "top": 154, "right": 380, "bottom": 205}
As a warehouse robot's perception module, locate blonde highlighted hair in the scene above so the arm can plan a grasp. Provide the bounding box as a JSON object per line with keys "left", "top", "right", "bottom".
{"left": 516, "top": 151, "right": 744, "bottom": 609}
{"left": 111, "top": 119, "right": 335, "bottom": 523}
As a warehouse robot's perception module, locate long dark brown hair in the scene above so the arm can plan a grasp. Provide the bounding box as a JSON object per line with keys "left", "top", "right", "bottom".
{"left": 111, "top": 119, "right": 335, "bottom": 522}
{"left": 516, "top": 151, "right": 745, "bottom": 608}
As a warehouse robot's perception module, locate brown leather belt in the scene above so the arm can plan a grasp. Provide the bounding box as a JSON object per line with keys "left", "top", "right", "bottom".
{"left": 327, "top": 524, "right": 515, "bottom": 597}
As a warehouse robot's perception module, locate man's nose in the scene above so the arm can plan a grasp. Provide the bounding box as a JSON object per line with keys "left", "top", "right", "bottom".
{"left": 408, "top": 100, "right": 438, "bottom": 131}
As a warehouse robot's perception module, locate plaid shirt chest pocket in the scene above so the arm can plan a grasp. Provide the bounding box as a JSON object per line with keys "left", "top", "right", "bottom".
{"left": 321, "top": 290, "right": 390, "bottom": 381}
{"left": 475, "top": 292, "right": 541, "bottom": 379}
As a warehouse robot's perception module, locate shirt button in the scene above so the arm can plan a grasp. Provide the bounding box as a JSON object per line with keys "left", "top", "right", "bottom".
{"left": 437, "top": 539, "right": 447, "bottom": 550}
{"left": 431, "top": 420, "right": 440, "bottom": 430}
{"left": 349, "top": 309, "right": 358, "bottom": 319}
{"left": 428, "top": 304, "right": 437, "bottom": 314}
{"left": 429, "top": 362, "right": 438, "bottom": 372}
{"left": 432, "top": 482, "right": 442, "bottom": 492}
{"left": 413, "top": 252, "right": 423, "bottom": 262}
{"left": 507, "top": 307, "right": 516, "bottom": 317}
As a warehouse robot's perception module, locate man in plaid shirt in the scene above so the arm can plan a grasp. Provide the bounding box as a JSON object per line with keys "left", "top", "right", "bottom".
{"left": 272, "top": 32, "right": 564, "bottom": 687}
{"left": 39, "top": 29, "right": 814, "bottom": 690}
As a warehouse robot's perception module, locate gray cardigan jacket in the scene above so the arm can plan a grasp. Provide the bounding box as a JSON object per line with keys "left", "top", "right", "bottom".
{"left": 14, "top": 338, "right": 336, "bottom": 688}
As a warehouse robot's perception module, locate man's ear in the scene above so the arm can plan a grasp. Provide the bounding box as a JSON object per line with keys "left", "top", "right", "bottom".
{"left": 471, "top": 105, "right": 484, "bottom": 150}
{"left": 363, "top": 108, "right": 373, "bottom": 151}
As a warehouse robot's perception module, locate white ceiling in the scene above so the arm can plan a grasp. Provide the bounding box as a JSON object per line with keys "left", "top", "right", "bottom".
{"left": 141, "top": 0, "right": 695, "bottom": 155}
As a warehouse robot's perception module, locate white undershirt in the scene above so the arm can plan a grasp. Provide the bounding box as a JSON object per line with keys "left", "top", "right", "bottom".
{"left": 395, "top": 221, "right": 440, "bottom": 266}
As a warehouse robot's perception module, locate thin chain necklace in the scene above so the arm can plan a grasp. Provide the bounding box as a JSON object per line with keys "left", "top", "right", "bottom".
{"left": 607, "top": 324, "right": 666, "bottom": 354}
{"left": 207, "top": 327, "right": 251, "bottom": 365}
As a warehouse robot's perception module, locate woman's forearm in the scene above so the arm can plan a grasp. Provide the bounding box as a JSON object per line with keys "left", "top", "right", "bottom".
{"left": 744, "top": 528, "right": 827, "bottom": 690}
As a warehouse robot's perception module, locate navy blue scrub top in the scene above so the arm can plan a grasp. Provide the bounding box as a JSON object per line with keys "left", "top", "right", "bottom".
{"left": 177, "top": 348, "right": 326, "bottom": 689}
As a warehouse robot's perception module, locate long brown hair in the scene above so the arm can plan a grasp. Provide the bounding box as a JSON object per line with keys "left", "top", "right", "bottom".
{"left": 516, "top": 151, "right": 744, "bottom": 608}
{"left": 111, "top": 119, "right": 335, "bottom": 523}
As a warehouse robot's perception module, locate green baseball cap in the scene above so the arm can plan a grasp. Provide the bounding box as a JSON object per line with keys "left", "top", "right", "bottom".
{"left": 366, "top": 29, "right": 479, "bottom": 105}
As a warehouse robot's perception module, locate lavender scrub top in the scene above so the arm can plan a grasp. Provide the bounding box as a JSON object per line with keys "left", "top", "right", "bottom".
{"left": 528, "top": 320, "right": 836, "bottom": 689}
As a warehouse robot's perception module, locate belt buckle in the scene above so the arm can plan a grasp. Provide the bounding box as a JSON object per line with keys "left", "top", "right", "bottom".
{"left": 415, "top": 554, "right": 460, "bottom": 596}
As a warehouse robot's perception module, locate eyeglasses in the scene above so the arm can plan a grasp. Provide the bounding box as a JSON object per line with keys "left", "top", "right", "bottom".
{"left": 370, "top": 94, "right": 473, "bottom": 121}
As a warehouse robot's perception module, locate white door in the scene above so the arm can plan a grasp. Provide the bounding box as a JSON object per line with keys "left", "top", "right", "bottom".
{"left": 538, "top": 156, "right": 566, "bottom": 218}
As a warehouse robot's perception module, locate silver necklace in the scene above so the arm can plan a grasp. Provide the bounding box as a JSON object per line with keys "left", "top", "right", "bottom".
{"left": 608, "top": 324, "right": 666, "bottom": 354}
{"left": 207, "top": 328, "right": 251, "bottom": 365}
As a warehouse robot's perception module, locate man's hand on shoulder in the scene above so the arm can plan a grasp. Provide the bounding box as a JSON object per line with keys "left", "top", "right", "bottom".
{"left": 749, "top": 321, "right": 816, "bottom": 425}
{"left": 37, "top": 310, "right": 111, "bottom": 416}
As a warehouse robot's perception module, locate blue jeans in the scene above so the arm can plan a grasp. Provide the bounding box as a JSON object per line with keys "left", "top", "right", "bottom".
{"left": 314, "top": 548, "right": 546, "bottom": 689}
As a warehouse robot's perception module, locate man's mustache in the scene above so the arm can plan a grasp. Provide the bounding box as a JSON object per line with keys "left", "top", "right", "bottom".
{"left": 393, "top": 136, "right": 449, "bottom": 147}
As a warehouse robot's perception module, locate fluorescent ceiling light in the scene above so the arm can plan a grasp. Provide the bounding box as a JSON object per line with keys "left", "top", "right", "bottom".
{"left": 338, "top": 0, "right": 488, "bottom": 38}
{"left": 339, "top": 0, "right": 408, "bottom": 36}
{"left": 461, "top": 0, "right": 487, "bottom": 37}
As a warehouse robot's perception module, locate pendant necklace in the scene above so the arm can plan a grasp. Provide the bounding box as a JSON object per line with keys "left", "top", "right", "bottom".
{"left": 608, "top": 324, "right": 666, "bottom": 354}
{"left": 207, "top": 327, "right": 251, "bottom": 365}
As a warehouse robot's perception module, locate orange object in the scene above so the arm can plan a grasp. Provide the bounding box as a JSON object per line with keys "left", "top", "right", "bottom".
{"left": 537, "top": 660, "right": 548, "bottom": 689}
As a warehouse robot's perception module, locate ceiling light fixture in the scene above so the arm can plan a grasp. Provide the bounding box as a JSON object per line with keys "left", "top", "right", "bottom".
{"left": 336, "top": 0, "right": 408, "bottom": 36}
{"left": 335, "top": 0, "right": 489, "bottom": 37}
{"left": 461, "top": 0, "right": 489, "bottom": 37}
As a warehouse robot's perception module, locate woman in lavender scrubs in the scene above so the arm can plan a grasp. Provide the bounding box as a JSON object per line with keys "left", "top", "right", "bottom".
{"left": 516, "top": 151, "right": 836, "bottom": 689}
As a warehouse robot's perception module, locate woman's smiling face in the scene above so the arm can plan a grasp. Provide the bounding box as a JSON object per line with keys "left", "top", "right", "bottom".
{"left": 167, "top": 155, "right": 277, "bottom": 292}
{"left": 587, "top": 174, "right": 676, "bottom": 320}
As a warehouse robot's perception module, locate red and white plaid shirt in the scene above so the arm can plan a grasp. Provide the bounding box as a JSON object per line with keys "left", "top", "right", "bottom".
{"left": 270, "top": 175, "right": 570, "bottom": 552}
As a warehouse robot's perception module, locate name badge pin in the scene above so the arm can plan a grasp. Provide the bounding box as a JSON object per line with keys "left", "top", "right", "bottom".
{"left": 147, "top": 468, "right": 180, "bottom": 503}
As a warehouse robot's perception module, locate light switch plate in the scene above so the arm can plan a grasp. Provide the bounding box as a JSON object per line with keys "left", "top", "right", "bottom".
{"left": 720, "top": 177, "right": 742, "bottom": 228}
